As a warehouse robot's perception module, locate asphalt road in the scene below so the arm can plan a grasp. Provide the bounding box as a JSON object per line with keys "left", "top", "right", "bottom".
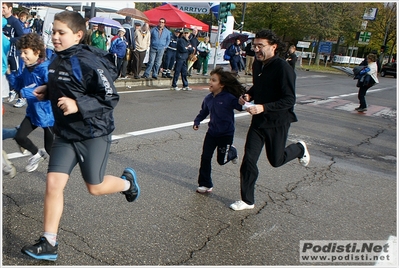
{"left": 2, "top": 69, "right": 397, "bottom": 266}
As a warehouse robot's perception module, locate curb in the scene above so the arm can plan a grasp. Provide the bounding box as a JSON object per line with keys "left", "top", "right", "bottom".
{"left": 114, "top": 73, "right": 254, "bottom": 91}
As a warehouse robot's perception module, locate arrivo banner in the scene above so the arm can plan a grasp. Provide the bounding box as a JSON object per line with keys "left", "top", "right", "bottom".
{"left": 167, "top": 2, "right": 211, "bottom": 14}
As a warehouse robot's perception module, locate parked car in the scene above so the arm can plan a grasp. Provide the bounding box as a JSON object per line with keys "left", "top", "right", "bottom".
{"left": 380, "top": 62, "right": 396, "bottom": 78}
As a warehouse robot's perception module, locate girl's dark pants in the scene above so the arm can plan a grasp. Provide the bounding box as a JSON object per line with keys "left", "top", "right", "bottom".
{"left": 240, "top": 124, "right": 304, "bottom": 205}
{"left": 14, "top": 116, "right": 53, "bottom": 155}
{"left": 198, "top": 133, "right": 237, "bottom": 188}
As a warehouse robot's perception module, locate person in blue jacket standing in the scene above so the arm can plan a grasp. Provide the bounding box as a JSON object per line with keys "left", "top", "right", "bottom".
{"left": 226, "top": 38, "right": 243, "bottom": 75}
{"left": 141, "top": 18, "right": 170, "bottom": 79}
{"left": 6, "top": 33, "right": 54, "bottom": 173}
{"left": 193, "top": 67, "right": 246, "bottom": 193}
{"left": 109, "top": 28, "right": 128, "bottom": 79}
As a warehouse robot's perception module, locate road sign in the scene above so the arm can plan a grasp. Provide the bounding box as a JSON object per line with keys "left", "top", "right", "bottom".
{"left": 358, "top": 31, "right": 371, "bottom": 44}
{"left": 318, "top": 41, "right": 332, "bottom": 54}
{"left": 297, "top": 41, "right": 310, "bottom": 48}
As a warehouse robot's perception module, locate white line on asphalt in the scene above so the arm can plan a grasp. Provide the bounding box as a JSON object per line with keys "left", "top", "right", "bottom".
{"left": 7, "top": 113, "right": 251, "bottom": 159}
{"left": 112, "top": 112, "right": 250, "bottom": 139}
{"left": 118, "top": 88, "right": 171, "bottom": 94}
{"left": 328, "top": 87, "right": 392, "bottom": 99}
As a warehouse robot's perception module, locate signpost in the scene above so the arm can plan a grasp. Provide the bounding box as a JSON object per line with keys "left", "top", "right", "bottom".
{"left": 317, "top": 42, "right": 332, "bottom": 67}
{"left": 296, "top": 41, "right": 310, "bottom": 66}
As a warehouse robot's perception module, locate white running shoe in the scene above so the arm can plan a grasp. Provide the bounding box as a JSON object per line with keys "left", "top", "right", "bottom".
{"left": 182, "top": 87, "right": 192, "bottom": 91}
{"left": 14, "top": 98, "right": 27, "bottom": 108}
{"left": 25, "top": 153, "right": 45, "bottom": 172}
{"left": 170, "top": 87, "right": 180, "bottom": 91}
{"left": 230, "top": 200, "right": 254, "bottom": 211}
{"left": 196, "top": 186, "right": 213, "bottom": 193}
{"left": 8, "top": 90, "right": 16, "bottom": 102}
{"left": 3, "top": 150, "right": 16, "bottom": 178}
{"left": 231, "top": 156, "right": 238, "bottom": 164}
{"left": 298, "top": 140, "right": 310, "bottom": 167}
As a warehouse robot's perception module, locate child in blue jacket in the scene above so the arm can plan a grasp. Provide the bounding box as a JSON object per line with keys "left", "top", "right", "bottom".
{"left": 193, "top": 67, "right": 246, "bottom": 193}
{"left": 6, "top": 33, "right": 54, "bottom": 173}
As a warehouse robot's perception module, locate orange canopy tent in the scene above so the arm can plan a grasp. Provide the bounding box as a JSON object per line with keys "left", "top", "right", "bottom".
{"left": 143, "top": 3, "right": 209, "bottom": 31}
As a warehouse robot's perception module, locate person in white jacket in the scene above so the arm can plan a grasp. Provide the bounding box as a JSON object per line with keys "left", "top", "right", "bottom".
{"left": 196, "top": 36, "right": 211, "bottom": 75}
{"left": 355, "top": 53, "right": 379, "bottom": 112}
{"left": 42, "top": 22, "right": 54, "bottom": 60}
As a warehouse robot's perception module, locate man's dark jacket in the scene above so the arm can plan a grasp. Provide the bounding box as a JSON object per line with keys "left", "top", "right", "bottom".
{"left": 247, "top": 55, "right": 297, "bottom": 128}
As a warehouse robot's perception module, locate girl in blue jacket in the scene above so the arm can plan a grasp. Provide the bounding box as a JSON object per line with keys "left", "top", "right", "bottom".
{"left": 6, "top": 33, "right": 54, "bottom": 173}
{"left": 193, "top": 67, "right": 246, "bottom": 193}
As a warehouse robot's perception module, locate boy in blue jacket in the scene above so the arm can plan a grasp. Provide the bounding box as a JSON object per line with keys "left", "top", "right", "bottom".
{"left": 193, "top": 67, "right": 246, "bottom": 193}
{"left": 6, "top": 33, "right": 54, "bottom": 173}
{"left": 21, "top": 11, "right": 140, "bottom": 262}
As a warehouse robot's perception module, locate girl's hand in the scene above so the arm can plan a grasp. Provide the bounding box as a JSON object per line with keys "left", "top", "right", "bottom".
{"left": 238, "top": 95, "right": 246, "bottom": 105}
{"left": 243, "top": 94, "right": 250, "bottom": 102}
{"left": 193, "top": 125, "right": 199, "bottom": 130}
{"left": 57, "top": 96, "right": 78, "bottom": 116}
{"left": 33, "top": 85, "right": 47, "bottom": 100}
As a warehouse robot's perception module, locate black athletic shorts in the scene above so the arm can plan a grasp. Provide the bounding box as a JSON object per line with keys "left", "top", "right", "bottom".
{"left": 48, "top": 134, "right": 112, "bottom": 185}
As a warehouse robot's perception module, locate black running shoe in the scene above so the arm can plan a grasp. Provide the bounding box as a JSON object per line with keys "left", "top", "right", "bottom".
{"left": 21, "top": 237, "right": 58, "bottom": 261}
{"left": 121, "top": 168, "right": 140, "bottom": 202}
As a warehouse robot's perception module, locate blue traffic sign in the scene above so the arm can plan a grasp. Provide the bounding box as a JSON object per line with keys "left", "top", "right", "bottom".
{"left": 318, "top": 41, "right": 332, "bottom": 53}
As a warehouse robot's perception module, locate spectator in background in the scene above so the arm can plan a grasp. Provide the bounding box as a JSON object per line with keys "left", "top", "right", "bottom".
{"left": 142, "top": 18, "right": 170, "bottom": 79}
{"left": 188, "top": 27, "right": 199, "bottom": 76}
{"left": 355, "top": 53, "right": 379, "bottom": 112}
{"left": 285, "top": 45, "right": 297, "bottom": 70}
{"left": 132, "top": 22, "right": 150, "bottom": 79}
{"left": 226, "top": 38, "right": 242, "bottom": 76}
{"left": 18, "top": 11, "right": 31, "bottom": 34}
{"left": 2, "top": 2, "right": 25, "bottom": 107}
{"left": 121, "top": 16, "right": 135, "bottom": 76}
{"left": 91, "top": 23, "right": 108, "bottom": 51}
{"left": 360, "top": 50, "right": 380, "bottom": 72}
{"left": 109, "top": 28, "right": 128, "bottom": 79}
{"left": 170, "top": 28, "right": 193, "bottom": 91}
{"left": 42, "top": 22, "right": 54, "bottom": 60}
{"left": 162, "top": 28, "right": 180, "bottom": 78}
{"left": 244, "top": 38, "right": 255, "bottom": 75}
{"left": 32, "top": 15, "right": 43, "bottom": 35}
{"left": 82, "top": 18, "right": 93, "bottom": 45}
{"left": 196, "top": 36, "right": 211, "bottom": 76}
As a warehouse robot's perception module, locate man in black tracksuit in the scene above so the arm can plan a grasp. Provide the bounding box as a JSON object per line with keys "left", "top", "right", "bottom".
{"left": 230, "top": 29, "right": 310, "bottom": 211}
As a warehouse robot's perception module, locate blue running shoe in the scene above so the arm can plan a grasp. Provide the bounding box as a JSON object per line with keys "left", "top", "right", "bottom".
{"left": 121, "top": 168, "right": 140, "bottom": 202}
{"left": 21, "top": 237, "right": 58, "bottom": 261}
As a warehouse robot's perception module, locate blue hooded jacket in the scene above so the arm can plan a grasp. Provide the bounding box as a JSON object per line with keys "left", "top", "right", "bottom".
{"left": 6, "top": 60, "right": 54, "bottom": 127}
{"left": 194, "top": 91, "right": 243, "bottom": 137}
